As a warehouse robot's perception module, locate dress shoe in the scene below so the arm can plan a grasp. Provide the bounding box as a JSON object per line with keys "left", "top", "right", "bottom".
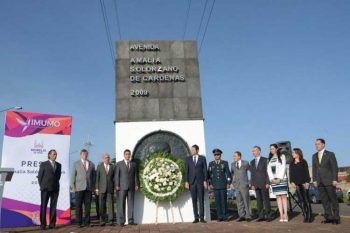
{"left": 78, "top": 225, "right": 84, "bottom": 228}
{"left": 246, "top": 218, "right": 252, "bottom": 222}
{"left": 217, "top": 218, "right": 223, "bottom": 222}
{"left": 119, "top": 223, "right": 125, "bottom": 227}
{"left": 48, "top": 225, "right": 56, "bottom": 229}
{"left": 200, "top": 218, "right": 206, "bottom": 223}
{"left": 321, "top": 219, "right": 333, "bottom": 224}
{"left": 257, "top": 218, "right": 265, "bottom": 222}
{"left": 333, "top": 219, "right": 340, "bottom": 225}
{"left": 129, "top": 222, "right": 137, "bottom": 225}
{"left": 109, "top": 222, "right": 115, "bottom": 226}
{"left": 40, "top": 225, "right": 46, "bottom": 230}
{"left": 100, "top": 222, "right": 106, "bottom": 227}
{"left": 237, "top": 217, "right": 245, "bottom": 222}
{"left": 192, "top": 219, "right": 199, "bottom": 223}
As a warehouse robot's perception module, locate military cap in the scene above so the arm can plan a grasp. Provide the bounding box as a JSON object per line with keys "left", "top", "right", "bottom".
{"left": 212, "top": 148, "right": 223, "bottom": 154}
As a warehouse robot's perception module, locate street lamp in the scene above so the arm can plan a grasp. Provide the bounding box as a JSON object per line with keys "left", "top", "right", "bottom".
{"left": 0, "top": 106, "right": 22, "bottom": 113}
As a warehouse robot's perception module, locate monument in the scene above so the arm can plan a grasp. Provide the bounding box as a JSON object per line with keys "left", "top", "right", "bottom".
{"left": 115, "top": 40, "right": 210, "bottom": 223}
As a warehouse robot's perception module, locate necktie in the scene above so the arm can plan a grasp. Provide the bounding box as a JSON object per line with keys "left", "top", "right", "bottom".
{"left": 255, "top": 158, "right": 258, "bottom": 168}
{"left": 193, "top": 156, "right": 197, "bottom": 165}
{"left": 105, "top": 164, "right": 109, "bottom": 173}
{"left": 126, "top": 161, "right": 130, "bottom": 170}
{"left": 318, "top": 152, "right": 323, "bottom": 164}
{"left": 51, "top": 161, "right": 56, "bottom": 171}
{"left": 83, "top": 160, "right": 87, "bottom": 171}
{"left": 236, "top": 162, "right": 239, "bottom": 169}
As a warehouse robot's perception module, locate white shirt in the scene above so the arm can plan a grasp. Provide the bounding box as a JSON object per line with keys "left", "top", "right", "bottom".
{"left": 255, "top": 156, "right": 261, "bottom": 166}
{"left": 49, "top": 159, "right": 56, "bottom": 168}
{"left": 318, "top": 148, "right": 325, "bottom": 155}
{"left": 236, "top": 160, "right": 241, "bottom": 169}
{"left": 104, "top": 163, "right": 110, "bottom": 172}
{"left": 192, "top": 155, "right": 198, "bottom": 163}
{"left": 124, "top": 159, "right": 130, "bottom": 167}
{"left": 81, "top": 159, "right": 89, "bottom": 168}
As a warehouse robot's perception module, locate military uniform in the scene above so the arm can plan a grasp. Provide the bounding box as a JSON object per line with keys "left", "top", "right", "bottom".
{"left": 208, "top": 154, "right": 232, "bottom": 221}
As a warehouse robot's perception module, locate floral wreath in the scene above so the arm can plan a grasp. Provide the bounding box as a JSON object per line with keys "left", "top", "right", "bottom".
{"left": 139, "top": 152, "right": 185, "bottom": 203}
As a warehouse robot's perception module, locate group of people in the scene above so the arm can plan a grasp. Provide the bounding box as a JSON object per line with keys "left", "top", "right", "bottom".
{"left": 37, "top": 149, "right": 138, "bottom": 229}
{"left": 36, "top": 138, "right": 340, "bottom": 230}
{"left": 185, "top": 138, "right": 340, "bottom": 225}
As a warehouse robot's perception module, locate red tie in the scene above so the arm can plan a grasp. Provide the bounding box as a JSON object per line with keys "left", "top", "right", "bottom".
{"left": 83, "top": 160, "right": 87, "bottom": 171}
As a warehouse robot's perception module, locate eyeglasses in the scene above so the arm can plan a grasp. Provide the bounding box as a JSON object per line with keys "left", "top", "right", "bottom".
{"left": 214, "top": 154, "right": 221, "bottom": 156}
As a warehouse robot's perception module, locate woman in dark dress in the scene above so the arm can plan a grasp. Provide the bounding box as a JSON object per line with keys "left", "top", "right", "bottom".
{"left": 289, "top": 148, "right": 313, "bottom": 222}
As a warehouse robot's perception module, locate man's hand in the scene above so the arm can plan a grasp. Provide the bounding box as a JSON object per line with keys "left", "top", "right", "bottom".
{"left": 203, "top": 181, "right": 208, "bottom": 190}
{"left": 332, "top": 181, "right": 338, "bottom": 187}
{"left": 305, "top": 182, "right": 310, "bottom": 189}
{"left": 251, "top": 185, "right": 255, "bottom": 190}
{"left": 185, "top": 182, "right": 189, "bottom": 190}
{"left": 115, "top": 187, "right": 120, "bottom": 192}
{"left": 313, "top": 181, "right": 318, "bottom": 188}
{"left": 265, "top": 184, "right": 270, "bottom": 189}
{"left": 209, "top": 185, "right": 214, "bottom": 190}
{"left": 135, "top": 186, "right": 139, "bottom": 191}
{"left": 95, "top": 189, "right": 99, "bottom": 196}
{"left": 72, "top": 187, "right": 77, "bottom": 193}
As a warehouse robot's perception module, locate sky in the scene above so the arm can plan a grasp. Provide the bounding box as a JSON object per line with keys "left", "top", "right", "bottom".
{"left": 1, "top": 0, "right": 349, "bottom": 167}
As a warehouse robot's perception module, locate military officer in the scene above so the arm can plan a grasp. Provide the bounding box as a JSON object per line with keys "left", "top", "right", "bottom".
{"left": 208, "top": 148, "right": 232, "bottom": 222}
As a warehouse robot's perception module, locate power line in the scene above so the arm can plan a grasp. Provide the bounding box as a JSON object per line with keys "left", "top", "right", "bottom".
{"left": 113, "top": 0, "right": 122, "bottom": 40}
{"left": 182, "top": 0, "right": 192, "bottom": 40}
{"left": 198, "top": 0, "right": 216, "bottom": 55}
{"left": 196, "top": 0, "right": 209, "bottom": 41}
{"left": 99, "top": 0, "right": 115, "bottom": 67}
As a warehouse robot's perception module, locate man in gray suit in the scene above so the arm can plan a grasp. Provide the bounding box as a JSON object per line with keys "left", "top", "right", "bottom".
{"left": 96, "top": 153, "right": 115, "bottom": 226}
{"left": 312, "top": 138, "right": 340, "bottom": 224}
{"left": 70, "top": 149, "right": 96, "bottom": 228}
{"left": 114, "top": 149, "right": 139, "bottom": 227}
{"left": 231, "top": 151, "right": 252, "bottom": 222}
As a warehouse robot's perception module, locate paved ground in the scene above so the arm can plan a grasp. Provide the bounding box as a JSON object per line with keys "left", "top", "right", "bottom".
{"left": 2, "top": 213, "right": 349, "bottom": 233}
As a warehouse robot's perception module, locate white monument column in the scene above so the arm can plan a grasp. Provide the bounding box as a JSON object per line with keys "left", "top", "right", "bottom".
{"left": 115, "top": 41, "right": 210, "bottom": 223}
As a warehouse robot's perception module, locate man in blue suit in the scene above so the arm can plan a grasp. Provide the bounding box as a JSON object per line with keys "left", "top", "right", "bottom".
{"left": 185, "top": 144, "right": 208, "bottom": 223}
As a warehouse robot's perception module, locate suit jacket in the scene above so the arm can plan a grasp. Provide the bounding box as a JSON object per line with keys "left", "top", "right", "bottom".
{"left": 208, "top": 160, "right": 231, "bottom": 190}
{"left": 37, "top": 160, "right": 61, "bottom": 192}
{"left": 185, "top": 155, "right": 208, "bottom": 185}
{"left": 114, "top": 160, "right": 139, "bottom": 191}
{"left": 70, "top": 160, "right": 96, "bottom": 192}
{"left": 231, "top": 160, "right": 250, "bottom": 189}
{"left": 312, "top": 150, "right": 338, "bottom": 186}
{"left": 250, "top": 156, "right": 270, "bottom": 189}
{"left": 96, "top": 163, "right": 115, "bottom": 194}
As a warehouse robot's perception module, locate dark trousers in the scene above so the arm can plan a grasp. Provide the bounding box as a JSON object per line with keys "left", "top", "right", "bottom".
{"left": 40, "top": 190, "right": 59, "bottom": 227}
{"left": 255, "top": 187, "right": 271, "bottom": 219}
{"left": 95, "top": 194, "right": 100, "bottom": 219}
{"left": 99, "top": 193, "right": 114, "bottom": 223}
{"left": 189, "top": 183, "right": 205, "bottom": 219}
{"left": 214, "top": 189, "right": 228, "bottom": 220}
{"left": 295, "top": 185, "right": 312, "bottom": 221}
{"left": 117, "top": 190, "right": 135, "bottom": 224}
{"left": 75, "top": 190, "right": 92, "bottom": 225}
{"left": 318, "top": 185, "right": 339, "bottom": 220}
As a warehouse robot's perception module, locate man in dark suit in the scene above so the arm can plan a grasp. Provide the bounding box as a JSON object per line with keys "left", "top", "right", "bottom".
{"left": 37, "top": 149, "right": 61, "bottom": 230}
{"left": 185, "top": 144, "right": 208, "bottom": 223}
{"left": 70, "top": 149, "right": 96, "bottom": 227}
{"left": 250, "top": 146, "right": 272, "bottom": 222}
{"left": 208, "top": 148, "right": 231, "bottom": 222}
{"left": 312, "top": 138, "right": 340, "bottom": 224}
{"left": 96, "top": 153, "right": 115, "bottom": 226}
{"left": 114, "top": 149, "right": 139, "bottom": 226}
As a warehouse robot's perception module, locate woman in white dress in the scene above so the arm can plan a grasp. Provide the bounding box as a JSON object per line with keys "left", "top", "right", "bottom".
{"left": 267, "top": 144, "right": 288, "bottom": 222}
